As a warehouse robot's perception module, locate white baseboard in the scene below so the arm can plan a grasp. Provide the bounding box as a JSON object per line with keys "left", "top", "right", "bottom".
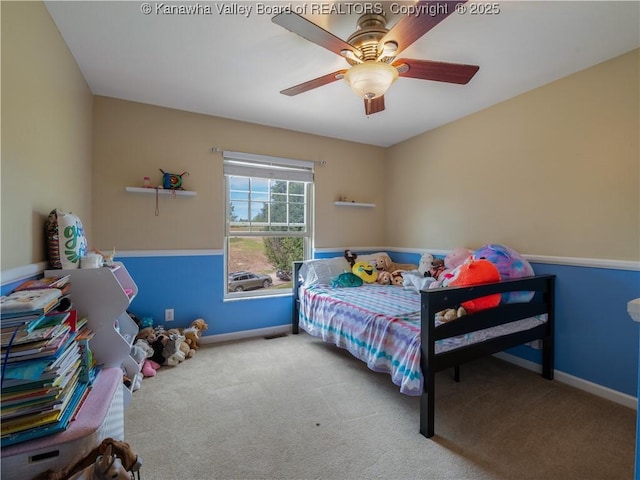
{"left": 493, "top": 352, "right": 637, "bottom": 410}
{"left": 200, "top": 324, "right": 291, "bottom": 345}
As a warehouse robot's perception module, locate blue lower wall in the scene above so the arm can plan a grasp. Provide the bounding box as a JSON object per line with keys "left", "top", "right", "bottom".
{"left": 119, "top": 255, "right": 292, "bottom": 336}
{"left": 121, "top": 250, "right": 640, "bottom": 397}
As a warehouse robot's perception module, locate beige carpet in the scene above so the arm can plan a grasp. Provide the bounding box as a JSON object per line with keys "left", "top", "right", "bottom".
{"left": 124, "top": 332, "right": 635, "bottom": 479}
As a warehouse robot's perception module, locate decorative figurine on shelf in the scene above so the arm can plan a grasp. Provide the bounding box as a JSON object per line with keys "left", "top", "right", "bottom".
{"left": 93, "top": 247, "right": 116, "bottom": 267}
{"left": 159, "top": 169, "right": 189, "bottom": 190}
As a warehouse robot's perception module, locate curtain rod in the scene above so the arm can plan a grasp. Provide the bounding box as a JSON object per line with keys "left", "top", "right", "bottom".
{"left": 210, "top": 147, "right": 326, "bottom": 165}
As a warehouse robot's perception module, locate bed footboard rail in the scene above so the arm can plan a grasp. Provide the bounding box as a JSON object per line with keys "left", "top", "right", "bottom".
{"left": 292, "top": 261, "right": 304, "bottom": 334}
{"left": 419, "top": 274, "right": 556, "bottom": 438}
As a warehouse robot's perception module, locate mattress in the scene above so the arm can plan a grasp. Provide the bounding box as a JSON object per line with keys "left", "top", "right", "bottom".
{"left": 298, "top": 283, "right": 546, "bottom": 396}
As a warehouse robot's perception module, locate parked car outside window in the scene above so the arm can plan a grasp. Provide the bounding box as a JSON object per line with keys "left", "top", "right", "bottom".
{"left": 228, "top": 271, "right": 273, "bottom": 292}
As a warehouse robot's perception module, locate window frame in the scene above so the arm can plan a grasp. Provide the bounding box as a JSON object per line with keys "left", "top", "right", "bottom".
{"left": 223, "top": 152, "right": 314, "bottom": 299}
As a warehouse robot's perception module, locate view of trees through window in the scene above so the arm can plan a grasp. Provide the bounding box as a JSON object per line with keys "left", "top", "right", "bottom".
{"left": 227, "top": 178, "right": 307, "bottom": 294}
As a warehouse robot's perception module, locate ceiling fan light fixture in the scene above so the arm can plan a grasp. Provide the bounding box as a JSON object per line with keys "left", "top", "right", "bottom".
{"left": 343, "top": 62, "right": 399, "bottom": 99}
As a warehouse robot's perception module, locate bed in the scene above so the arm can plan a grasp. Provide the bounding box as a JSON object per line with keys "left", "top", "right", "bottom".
{"left": 291, "top": 257, "right": 555, "bottom": 438}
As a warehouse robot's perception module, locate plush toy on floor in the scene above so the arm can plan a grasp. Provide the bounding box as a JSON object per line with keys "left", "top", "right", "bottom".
{"left": 133, "top": 338, "right": 161, "bottom": 377}
{"left": 136, "top": 326, "right": 167, "bottom": 367}
{"left": 163, "top": 332, "right": 186, "bottom": 366}
{"left": 183, "top": 318, "right": 208, "bottom": 351}
{"left": 167, "top": 328, "right": 195, "bottom": 358}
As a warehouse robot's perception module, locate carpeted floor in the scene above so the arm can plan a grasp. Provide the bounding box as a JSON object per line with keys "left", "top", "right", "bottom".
{"left": 124, "top": 333, "right": 635, "bottom": 479}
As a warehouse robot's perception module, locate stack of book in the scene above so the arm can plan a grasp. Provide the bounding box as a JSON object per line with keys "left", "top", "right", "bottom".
{"left": 0, "top": 276, "right": 96, "bottom": 447}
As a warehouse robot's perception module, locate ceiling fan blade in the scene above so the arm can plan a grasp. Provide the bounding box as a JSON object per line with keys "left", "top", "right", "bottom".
{"left": 280, "top": 70, "right": 347, "bottom": 96}
{"left": 364, "top": 96, "right": 385, "bottom": 115}
{"left": 272, "top": 11, "right": 359, "bottom": 57}
{"left": 381, "top": 0, "right": 465, "bottom": 54}
{"left": 394, "top": 58, "right": 479, "bottom": 84}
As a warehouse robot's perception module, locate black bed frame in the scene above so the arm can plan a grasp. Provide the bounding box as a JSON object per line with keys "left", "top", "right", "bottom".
{"left": 292, "top": 261, "right": 556, "bottom": 439}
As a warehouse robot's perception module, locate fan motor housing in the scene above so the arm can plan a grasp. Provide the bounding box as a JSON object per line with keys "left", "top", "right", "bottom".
{"left": 346, "top": 14, "right": 389, "bottom": 64}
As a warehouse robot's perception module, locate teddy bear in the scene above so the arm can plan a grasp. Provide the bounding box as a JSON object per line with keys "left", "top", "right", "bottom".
{"left": 167, "top": 328, "right": 195, "bottom": 359}
{"left": 435, "top": 306, "right": 467, "bottom": 323}
{"left": 183, "top": 318, "right": 208, "bottom": 351}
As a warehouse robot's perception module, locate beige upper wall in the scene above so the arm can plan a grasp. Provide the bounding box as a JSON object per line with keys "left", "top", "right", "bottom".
{"left": 386, "top": 49, "right": 640, "bottom": 261}
{"left": 1, "top": 1, "right": 93, "bottom": 271}
{"left": 92, "top": 97, "right": 386, "bottom": 251}
{"left": 3, "top": 0, "right": 637, "bottom": 272}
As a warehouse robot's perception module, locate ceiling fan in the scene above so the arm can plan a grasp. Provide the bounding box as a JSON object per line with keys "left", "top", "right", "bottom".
{"left": 272, "top": 0, "right": 479, "bottom": 115}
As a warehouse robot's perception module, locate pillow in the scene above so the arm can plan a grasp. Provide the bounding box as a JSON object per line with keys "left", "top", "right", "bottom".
{"left": 299, "top": 256, "right": 350, "bottom": 287}
{"left": 45, "top": 209, "right": 88, "bottom": 269}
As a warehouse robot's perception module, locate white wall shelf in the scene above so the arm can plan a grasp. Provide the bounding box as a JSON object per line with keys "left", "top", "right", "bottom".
{"left": 125, "top": 186, "right": 196, "bottom": 196}
{"left": 334, "top": 201, "right": 375, "bottom": 208}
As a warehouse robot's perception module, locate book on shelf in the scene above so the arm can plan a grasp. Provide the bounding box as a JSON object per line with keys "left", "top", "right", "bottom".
{"left": 13, "top": 275, "right": 70, "bottom": 292}
{"left": 1, "top": 329, "right": 75, "bottom": 366}
{"left": 1, "top": 312, "right": 71, "bottom": 347}
{"left": 0, "top": 288, "right": 62, "bottom": 316}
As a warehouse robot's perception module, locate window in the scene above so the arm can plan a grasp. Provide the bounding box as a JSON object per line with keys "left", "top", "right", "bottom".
{"left": 223, "top": 151, "right": 313, "bottom": 296}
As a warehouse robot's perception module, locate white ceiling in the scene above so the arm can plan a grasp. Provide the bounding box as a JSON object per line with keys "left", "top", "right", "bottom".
{"left": 44, "top": 1, "right": 639, "bottom": 147}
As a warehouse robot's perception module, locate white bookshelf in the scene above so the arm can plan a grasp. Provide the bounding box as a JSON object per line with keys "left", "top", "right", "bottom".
{"left": 45, "top": 262, "right": 139, "bottom": 407}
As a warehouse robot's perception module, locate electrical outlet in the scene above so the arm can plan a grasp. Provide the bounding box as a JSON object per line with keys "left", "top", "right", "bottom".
{"left": 165, "top": 308, "right": 174, "bottom": 322}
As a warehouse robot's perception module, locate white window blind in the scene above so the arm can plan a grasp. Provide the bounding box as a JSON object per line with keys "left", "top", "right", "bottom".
{"left": 223, "top": 151, "right": 314, "bottom": 183}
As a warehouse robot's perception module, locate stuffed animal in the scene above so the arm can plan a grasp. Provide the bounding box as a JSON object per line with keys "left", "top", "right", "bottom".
{"left": 129, "top": 343, "right": 157, "bottom": 380}
{"left": 429, "top": 247, "right": 473, "bottom": 288}
{"left": 66, "top": 444, "right": 131, "bottom": 480}
{"left": 135, "top": 326, "right": 155, "bottom": 343}
{"left": 136, "top": 327, "right": 167, "bottom": 366}
{"left": 167, "top": 328, "right": 195, "bottom": 359}
{"left": 473, "top": 244, "right": 535, "bottom": 303}
{"left": 133, "top": 339, "right": 161, "bottom": 377}
{"left": 344, "top": 249, "right": 358, "bottom": 268}
{"left": 371, "top": 254, "right": 417, "bottom": 274}
{"left": 351, "top": 261, "right": 378, "bottom": 283}
{"left": 445, "top": 256, "right": 501, "bottom": 313}
{"left": 428, "top": 258, "right": 445, "bottom": 280}
{"left": 376, "top": 270, "right": 392, "bottom": 285}
{"left": 402, "top": 271, "right": 436, "bottom": 292}
{"left": 435, "top": 306, "right": 467, "bottom": 323}
{"left": 331, "top": 272, "right": 363, "bottom": 287}
{"left": 183, "top": 318, "right": 208, "bottom": 351}
{"left": 391, "top": 270, "right": 404, "bottom": 286}
{"left": 34, "top": 438, "right": 142, "bottom": 480}
{"left": 417, "top": 253, "right": 434, "bottom": 277}
{"left": 162, "top": 332, "right": 186, "bottom": 366}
